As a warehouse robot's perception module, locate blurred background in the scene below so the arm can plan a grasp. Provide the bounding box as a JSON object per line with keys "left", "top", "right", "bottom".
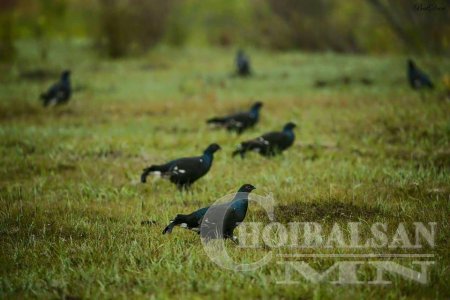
{"left": 0, "top": 0, "right": 448, "bottom": 63}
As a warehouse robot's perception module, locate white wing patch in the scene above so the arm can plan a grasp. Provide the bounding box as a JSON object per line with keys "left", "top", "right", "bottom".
{"left": 180, "top": 223, "right": 200, "bottom": 232}
{"left": 259, "top": 137, "right": 270, "bottom": 145}
{"left": 203, "top": 218, "right": 216, "bottom": 225}
{"left": 48, "top": 98, "right": 58, "bottom": 106}
{"left": 230, "top": 120, "right": 243, "bottom": 127}
{"left": 151, "top": 171, "right": 162, "bottom": 177}
{"left": 172, "top": 165, "right": 185, "bottom": 175}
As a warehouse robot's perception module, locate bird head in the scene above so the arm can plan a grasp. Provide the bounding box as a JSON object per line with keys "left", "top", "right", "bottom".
{"left": 238, "top": 184, "right": 256, "bottom": 193}
{"left": 61, "top": 70, "right": 71, "bottom": 80}
{"left": 407, "top": 59, "right": 415, "bottom": 69}
{"left": 251, "top": 101, "right": 263, "bottom": 111}
{"left": 204, "top": 143, "right": 221, "bottom": 154}
{"left": 283, "top": 122, "right": 297, "bottom": 131}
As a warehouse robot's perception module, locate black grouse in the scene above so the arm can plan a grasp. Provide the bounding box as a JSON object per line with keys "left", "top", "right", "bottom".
{"left": 236, "top": 50, "right": 251, "bottom": 76}
{"left": 141, "top": 143, "right": 221, "bottom": 190}
{"left": 407, "top": 59, "right": 434, "bottom": 90}
{"left": 162, "top": 184, "right": 256, "bottom": 242}
{"left": 207, "top": 102, "right": 263, "bottom": 134}
{"left": 232, "top": 122, "right": 296, "bottom": 158}
{"left": 40, "top": 70, "right": 72, "bottom": 106}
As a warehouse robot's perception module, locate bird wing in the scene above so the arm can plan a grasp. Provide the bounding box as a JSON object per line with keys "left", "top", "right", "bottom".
{"left": 237, "top": 131, "right": 293, "bottom": 156}
{"left": 41, "top": 82, "right": 62, "bottom": 100}
{"left": 410, "top": 65, "right": 434, "bottom": 88}
{"left": 237, "top": 55, "right": 249, "bottom": 68}
{"left": 223, "top": 207, "right": 242, "bottom": 236}
{"left": 200, "top": 202, "right": 232, "bottom": 239}
{"left": 199, "top": 198, "right": 249, "bottom": 239}
{"left": 165, "top": 156, "right": 211, "bottom": 185}
{"left": 229, "top": 112, "right": 252, "bottom": 122}
{"left": 417, "top": 70, "right": 433, "bottom": 87}
{"left": 183, "top": 206, "right": 209, "bottom": 230}
{"left": 168, "top": 156, "right": 204, "bottom": 175}
{"left": 260, "top": 131, "right": 283, "bottom": 143}
{"left": 209, "top": 112, "right": 252, "bottom": 127}
{"left": 241, "top": 131, "right": 282, "bottom": 148}
{"left": 260, "top": 131, "right": 291, "bottom": 148}
{"left": 41, "top": 81, "right": 71, "bottom": 106}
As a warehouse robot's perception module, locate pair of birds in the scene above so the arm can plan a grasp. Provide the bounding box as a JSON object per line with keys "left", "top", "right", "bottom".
{"left": 140, "top": 122, "right": 296, "bottom": 189}
{"left": 141, "top": 102, "right": 296, "bottom": 189}
{"left": 207, "top": 101, "right": 298, "bottom": 157}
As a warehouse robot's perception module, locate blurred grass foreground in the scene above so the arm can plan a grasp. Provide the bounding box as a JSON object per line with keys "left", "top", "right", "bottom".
{"left": 0, "top": 0, "right": 450, "bottom": 299}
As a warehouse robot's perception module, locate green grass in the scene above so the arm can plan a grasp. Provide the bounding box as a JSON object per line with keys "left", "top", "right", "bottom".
{"left": 1, "top": 42, "right": 449, "bottom": 299}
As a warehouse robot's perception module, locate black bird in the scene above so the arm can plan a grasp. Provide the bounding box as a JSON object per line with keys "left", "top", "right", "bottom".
{"left": 407, "top": 59, "right": 434, "bottom": 90}
{"left": 141, "top": 143, "right": 221, "bottom": 190}
{"left": 162, "top": 184, "right": 256, "bottom": 242}
{"left": 236, "top": 50, "right": 251, "bottom": 76}
{"left": 232, "top": 122, "right": 296, "bottom": 158}
{"left": 40, "top": 70, "right": 72, "bottom": 106}
{"left": 207, "top": 102, "right": 263, "bottom": 134}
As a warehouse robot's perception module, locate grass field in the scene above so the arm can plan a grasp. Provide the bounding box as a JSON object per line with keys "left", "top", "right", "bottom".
{"left": 1, "top": 42, "right": 449, "bottom": 299}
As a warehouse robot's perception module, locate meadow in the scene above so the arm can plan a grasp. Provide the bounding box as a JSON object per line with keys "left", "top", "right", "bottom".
{"left": 1, "top": 41, "right": 449, "bottom": 299}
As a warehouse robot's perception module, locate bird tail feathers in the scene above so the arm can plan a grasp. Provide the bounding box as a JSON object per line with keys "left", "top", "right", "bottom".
{"left": 207, "top": 117, "right": 226, "bottom": 124}
{"left": 141, "top": 164, "right": 168, "bottom": 183}
{"left": 232, "top": 146, "right": 246, "bottom": 158}
{"left": 162, "top": 214, "right": 189, "bottom": 234}
{"left": 232, "top": 140, "right": 263, "bottom": 158}
{"left": 40, "top": 93, "right": 51, "bottom": 106}
{"left": 162, "top": 222, "right": 176, "bottom": 234}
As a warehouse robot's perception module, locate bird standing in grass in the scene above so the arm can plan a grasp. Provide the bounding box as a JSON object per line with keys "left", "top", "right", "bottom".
{"left": 232, "top": 122, "right": 296, "bottom": 158}
{"left": 207, "top": 102, "right": 263, "bottom": 134}
{"left": 162, "top": 184, "right": 256, "bottom": 242}
{"left": 141, "top": 143, "right": 221, "bottom": 190}
{"left": 236, "top": 50, "right": 251, "bottom": 76}
{"left": 407, "top": 59, "right": 434, "bottom": 90}
{"left": 40, "top": 70, "right": 72, "bottom": 106}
